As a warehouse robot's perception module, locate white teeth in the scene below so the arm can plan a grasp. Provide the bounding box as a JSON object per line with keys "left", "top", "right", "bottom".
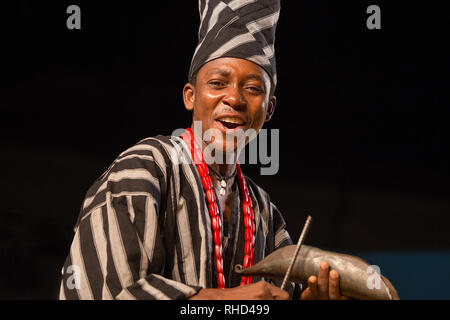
{"left": 218, "top": 117, "right": 244, "bottom": 125}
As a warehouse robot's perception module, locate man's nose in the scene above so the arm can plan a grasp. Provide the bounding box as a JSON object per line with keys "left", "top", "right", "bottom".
{"left": 222, "top": 86, "right": 245, "bottom": 109}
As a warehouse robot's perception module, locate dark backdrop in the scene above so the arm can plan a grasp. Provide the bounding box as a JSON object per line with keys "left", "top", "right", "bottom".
{"left": 1, "top": 1, "right": 449, "bottom": 299}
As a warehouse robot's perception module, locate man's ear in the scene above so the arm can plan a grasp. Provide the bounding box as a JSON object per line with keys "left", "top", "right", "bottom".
{"left": 183, "top": 83, "right": 195, "bottom": 111}
{"left": 265, "top": 95, "right": 277, "bottom": 122}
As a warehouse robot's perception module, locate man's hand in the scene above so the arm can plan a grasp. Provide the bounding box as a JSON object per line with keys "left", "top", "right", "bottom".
{"left": 300, "top": 261, "right": 351, "bottom": 300}
{"left": 189, "top": 280, "right": 290, "bottom": 300}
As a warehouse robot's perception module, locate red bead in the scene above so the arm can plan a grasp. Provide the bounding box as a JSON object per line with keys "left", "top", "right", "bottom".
{"left": 244, "top": 241, "right": 252, "bottom": 255}
{"left": 209, "top": 202, "right": 219, "bottom": 217}
{"left": 248, "top": 206, "right": 254, "bottom": 217}
{"left": 206, "top": 189, "right": 216, "bottom": 203}
{"left": 247, "top": 276, "right": 253, "bottom": 284}
{"left": 202, "top": 176, "right": 212, "bottom": 190}
{"left": 243, "top": 255, "right": 251, "bottom": 268}
{"left": 245, "top": 228, "right": 252, "bottom": 242}
{"left": 212, "top": 215, "right": 221, "bottom": 230}
{"left": 211, "top": 216, "right": 219, "bottom": 230}
{"left": 214, "top": 229, "right": 221, "bottom": 244}
{"left": 216, "top": 259, "right": 223, "bottom": 274}
{"left": 240, "top": 277, "right": 248, "bottom": 285}
{"left": 217, "top": 273, "right": 225, "bottom": 288}
{"left": 193, "top": 138, "right": 200, "bottom": 150}
{"left": 194, "top": 149, "right": 203, "bottom": 164}
{"left": 197, "top": 162, "right": 208, "bottom": 177}
{"left": 244, "top": 216, "right": 252, "bottom": 228}
{"left": 242, "top": 190, "right": 249, "bottom": 202}
{"left": 243, "top": 202, "right": 251, "bottom": 216}
{"left": 214, "top": 244, "right": 222, "bottom": 258}
{"left": 193, "top": 151, "right": 200, "bottom": 164}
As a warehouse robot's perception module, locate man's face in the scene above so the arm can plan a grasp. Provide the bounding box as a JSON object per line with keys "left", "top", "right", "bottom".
{"left": 183, "top": 57, "right": 276, "bottom": 155}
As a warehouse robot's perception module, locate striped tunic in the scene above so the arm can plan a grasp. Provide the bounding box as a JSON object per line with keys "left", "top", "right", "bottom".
{"left": 58, "top": 135, "right": 294, "bottom": 300}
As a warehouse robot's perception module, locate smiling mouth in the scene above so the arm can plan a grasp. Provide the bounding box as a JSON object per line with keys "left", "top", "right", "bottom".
{"left": 216, "top": 116, "right": 245, "bottom": 130}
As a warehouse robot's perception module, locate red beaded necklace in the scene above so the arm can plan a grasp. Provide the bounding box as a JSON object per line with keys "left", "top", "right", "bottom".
{"left": 181, "top": 128, "right": 255, "bottom": 288}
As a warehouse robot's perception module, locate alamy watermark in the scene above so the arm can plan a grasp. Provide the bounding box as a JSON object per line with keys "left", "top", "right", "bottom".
{"left": 366, "top": 265, "right": 382, "bottom": 290}
{"left": 366, "top": 5, "right": 381, "bottom": 30}
{"left": 66, "top": 5, "right": 81, "bottom": 30}
{"left": 65, "top": 264, "right": 81, "bottom": 290}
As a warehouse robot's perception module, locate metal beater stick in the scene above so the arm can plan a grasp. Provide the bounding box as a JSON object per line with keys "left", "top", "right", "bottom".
{"left": 280, "top": 215, "right": 313, "bottom": 291}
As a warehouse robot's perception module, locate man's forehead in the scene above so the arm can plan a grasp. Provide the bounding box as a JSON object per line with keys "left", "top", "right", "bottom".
{"left": 202, "top": 59, "right": 270, "bottom": 82}
{"left": 208, "top": 69, "right": 264, "bottom": 80}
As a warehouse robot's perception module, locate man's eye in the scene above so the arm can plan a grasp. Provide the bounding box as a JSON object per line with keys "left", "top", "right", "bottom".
{"left": 209, "top": 81, "right": 225, "bottom": 87}
{"left": 247, "top": 86, "right": 263, "bottom": 93}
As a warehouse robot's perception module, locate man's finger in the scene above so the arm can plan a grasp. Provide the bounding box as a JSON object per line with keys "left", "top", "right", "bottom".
{"left": 308, "top": 275, "right": 318, "bottom": 298}
{"left": 270, "top": 286, "right": 290, "bottom": 300}
{"left": 328, "top": 270, "right": 340, "bottom": 300}
{"left": 300, "top": 288, "right": 311, "bottom": 300}
{"left": 317, "top": 261, "right": 329, "bottom": 299}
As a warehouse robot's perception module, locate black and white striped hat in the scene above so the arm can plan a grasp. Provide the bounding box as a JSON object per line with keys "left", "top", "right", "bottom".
{"left": 189, "top": 0, "right": 281, "bottom": 89}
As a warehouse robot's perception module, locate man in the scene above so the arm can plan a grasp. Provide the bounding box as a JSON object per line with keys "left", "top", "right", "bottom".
{"left": 59, "top": 0, "right": 348, "bottom": 300}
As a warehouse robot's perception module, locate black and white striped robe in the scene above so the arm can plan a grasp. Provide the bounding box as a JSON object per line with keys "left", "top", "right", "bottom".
{"left": 58, "top": 135, "right": 295, "bottom": 300}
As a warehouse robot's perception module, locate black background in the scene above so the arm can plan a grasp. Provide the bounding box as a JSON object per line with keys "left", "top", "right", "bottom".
{"left": 1, "top": 1, "right": 449, "bottom": 299}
